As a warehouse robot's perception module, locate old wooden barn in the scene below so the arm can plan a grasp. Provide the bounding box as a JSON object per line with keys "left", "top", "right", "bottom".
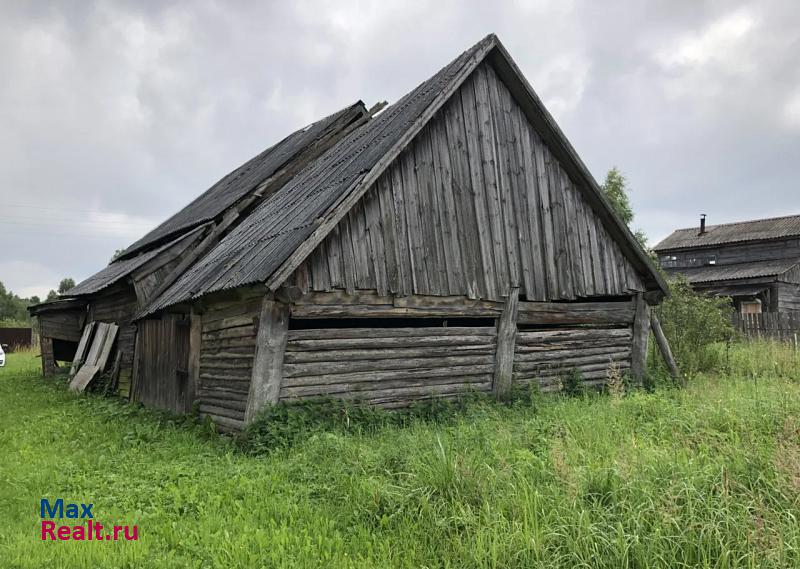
{"left": 31, "top": 35, "right": 669, "bottom": 430}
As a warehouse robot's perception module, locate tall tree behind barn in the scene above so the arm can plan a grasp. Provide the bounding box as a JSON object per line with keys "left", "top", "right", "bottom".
{"left": 30, "top": 35, "right": 669, "bottom": 431}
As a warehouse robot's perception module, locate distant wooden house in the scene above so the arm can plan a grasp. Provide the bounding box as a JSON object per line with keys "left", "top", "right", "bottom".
{"left": 654, "top": 214, "right": 800, "bottom": 314}
{"left": 31, "top": 35, "right": 669, "bottom": 430}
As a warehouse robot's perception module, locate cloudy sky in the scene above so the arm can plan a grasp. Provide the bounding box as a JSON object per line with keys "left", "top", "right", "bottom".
{"left": 2, "top": 0, "right": 799, "bottom": 298}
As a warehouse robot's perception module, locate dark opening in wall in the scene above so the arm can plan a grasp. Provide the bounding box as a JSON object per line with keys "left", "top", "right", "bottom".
{"left": 52, "top": 338, "right": 79, "bottom": 362}
{"left": 289, "top": 317, "right": 496, "bottom": 330}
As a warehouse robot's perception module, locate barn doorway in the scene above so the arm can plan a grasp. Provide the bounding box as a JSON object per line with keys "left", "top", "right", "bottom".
{"left": 132, "top": 314, "right": 192, "bottom": 413}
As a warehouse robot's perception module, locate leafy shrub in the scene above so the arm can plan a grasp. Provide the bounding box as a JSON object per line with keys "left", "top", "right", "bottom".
{"left": 653, "top": 276, "right": 735, "bottom": 377}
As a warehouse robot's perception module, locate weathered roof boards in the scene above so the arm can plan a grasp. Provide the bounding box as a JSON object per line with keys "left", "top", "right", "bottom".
{"left": 30, "top": 35, "right": 670, "bottom": 430}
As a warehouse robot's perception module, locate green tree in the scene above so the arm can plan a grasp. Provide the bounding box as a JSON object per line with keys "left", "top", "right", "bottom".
{"left": 601, "top": 167, "right": 648, "bottom": 249}
{"left": 58, "top": 278, "right": 75, "bottom": 294}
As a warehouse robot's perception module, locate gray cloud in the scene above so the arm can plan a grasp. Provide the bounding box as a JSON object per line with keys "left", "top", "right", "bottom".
{"left": 2, "top": 0, "right": 799, "bottom": 297}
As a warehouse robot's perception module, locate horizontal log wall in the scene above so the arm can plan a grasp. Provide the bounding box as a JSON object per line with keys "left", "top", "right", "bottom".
{"left": 293, "top": 60, "right": 644, "bottom": 302}
{"left": 513, "top": 327, "right": 633, "bottom": 392}
{"left": 197, "top": 297, "right": 262, "bottom": 429}
{"left": 281, "top": 326, "right": 497, "bottom": 407}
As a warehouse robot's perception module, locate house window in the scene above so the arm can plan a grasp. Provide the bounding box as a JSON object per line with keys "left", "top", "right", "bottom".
{"left": 740, "top": 300, "right": 761, "bottom": 314}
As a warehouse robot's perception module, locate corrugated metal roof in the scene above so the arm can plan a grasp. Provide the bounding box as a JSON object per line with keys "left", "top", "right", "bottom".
{"left": 696, "top": 284, "right": 769, "bottom": 297}
{"left": 66, "top": 226, "right": 207, "bottom": 296}
{"left": 141, "top": 36, "right": 494, "bottom": 316}
{"left": 119, "top": 102, "right": 367, "bottom": 259}
{"left": 665, "top": 258, "right": 800, "bottom": 284}
{"left": 654, "top": 214, "right": 800, "bottom": 251}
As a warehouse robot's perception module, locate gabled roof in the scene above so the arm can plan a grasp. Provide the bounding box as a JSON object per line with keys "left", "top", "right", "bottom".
{"left": 120, "top": 102, "right": 368, "bottom": 259}
{"left": 142, "top": 34, "right": 668, "bottom": 316}
{"left": 654, "top": 213, "right": 800, "bottom": 251}
{"left": 665, "top": 258, "right": 800, "bottom": 284}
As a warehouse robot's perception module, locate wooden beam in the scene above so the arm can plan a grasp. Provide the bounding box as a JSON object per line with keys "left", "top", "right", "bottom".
{"left": 245, "top": 298, "right": 290, "bottom": 422}
{"left": 492, "top": 287, "right": 519, "bottom": 399}
{"left": 187, "top": 310, "right": 202, "bottom": 413}
{"left": 630, "top": 293, "right": 650, "bottom": 385}
{"left": 517, "top": 298, "right": 634, "bottom": 325}
{"left": 650, "top": 313, "right": 680, "bottom": 383}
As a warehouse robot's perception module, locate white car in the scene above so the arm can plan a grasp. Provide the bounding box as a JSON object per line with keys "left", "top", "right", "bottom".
{"left": 0, "top": 344, "right": 5, "bottom": 367}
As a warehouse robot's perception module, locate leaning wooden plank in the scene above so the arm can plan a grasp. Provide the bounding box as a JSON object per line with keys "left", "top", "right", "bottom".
{"left": 650, "top": 313, "right": 680, "bottom": 382}
{"left": 492, "top": 287, "right": 519, "bottom": 399}
{"left": 69, "top": 322, "right": 96, "bottom": 376}
{"left": 630, "top": 293, "right": 650, "bottom": 384}
{"left": 69, "top": 324, "right": 118, "bottom": 393}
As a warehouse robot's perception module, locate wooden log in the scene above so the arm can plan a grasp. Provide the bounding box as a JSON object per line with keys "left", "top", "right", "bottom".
{"left": 201, "top": 325, "right": 256, "bottom": 341}
{"left": 285, "top": 335, "right": 495, "bottom": 352}
{"left": 200, "top": 413, "right": 245, "bottom": 431}
{"left": 198, "top": 397, "right": 247, "bottom": 411}
{"left": 287, "top": 326, "right": 496, "bottom": 341}
{"left": 514, "top": 337, "right": 631, "bottom": 353}
{"left": 650, "top": 313, "right": 680, "bottom": 382}
{"left": 281, "top": 377, "right": 492, "bottom": 400}
{"left": 514, "top": 348, "right": 631, "bottom": 364}
{"left": 516, "top": 299, "right": 635, "bottom": 325}
{"left": 493, "top": 287, "right": 519, "bottom": 399}
{"left": 201, "top": 314, "right": 256, "bottom": 334}
{"left": 284, "top": 354, "right": 494, "bottom": 378}
{"left": 245, "top": 298, "right": 289, "bottom": 422}
{"left": 283, "top": 344, "right": 495, "bottom": 364}
{"left": 630, "top": 293, "right": 650, "bottom": 385}
{"left": 198, "top": 404, "right": 245, "bottom": 421}
{"left": 515, "top": 327, "right": 632, "bottom": 344}
{"left": 281, "top": 364, "right": 495, "bottom": 388}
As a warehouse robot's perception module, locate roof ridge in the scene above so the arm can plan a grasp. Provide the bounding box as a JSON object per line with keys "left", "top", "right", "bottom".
{"left": 671, "top": 212, "right": 800, "bottom": 233}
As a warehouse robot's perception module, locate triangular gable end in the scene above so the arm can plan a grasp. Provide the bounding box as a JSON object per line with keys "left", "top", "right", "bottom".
{"left": 273, "top": 35, "right": 667, "bottom": 301}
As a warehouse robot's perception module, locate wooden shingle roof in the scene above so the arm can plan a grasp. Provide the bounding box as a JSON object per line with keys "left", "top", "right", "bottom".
{"left": 654, "top": 214, "right": 800, "bottom": 251}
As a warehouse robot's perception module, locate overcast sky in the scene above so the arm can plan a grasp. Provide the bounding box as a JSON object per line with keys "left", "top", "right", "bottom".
{"left": 2, "top": 0, "right": 799, "bottom": 298}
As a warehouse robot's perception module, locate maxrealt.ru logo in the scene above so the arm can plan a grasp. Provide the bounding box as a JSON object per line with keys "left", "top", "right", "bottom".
{"left": 40, "top": 498, "right": 138, "bottom": 542}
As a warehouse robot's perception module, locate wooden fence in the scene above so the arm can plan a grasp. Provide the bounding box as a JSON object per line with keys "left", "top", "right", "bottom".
{"left": 734, "top": 312, "right": 800, "bottom": 343}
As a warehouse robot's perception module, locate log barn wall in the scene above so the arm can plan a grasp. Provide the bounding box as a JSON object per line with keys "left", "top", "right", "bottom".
{"left": 293, "top": 61, "right": 644, "bottom": 302}
{"left": 513, "top": 328, "right": 633, "bottom": 392}
{"left": 281, "top": 326, "right": 497, "bottom": 407}
{"left": 196, "top": 296, "right": 263, "bottom": 430}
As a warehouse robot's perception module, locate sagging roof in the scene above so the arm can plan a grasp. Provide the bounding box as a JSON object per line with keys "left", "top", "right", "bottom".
{"left": 666, "top": 258, "right": 800, "bottom": 284}
{"left": 141, "top": 34, "right": 667, "bottom": 316}
{"left": 654, "top": 214, "right": 800, "bottom": 251}
{"left": 119, "top": 102, "right": 368, "bottom": 259}
{"left": 65, "top": 225, "right": 207, "bottom": 296}
{"left": 28, "top": 297, "right": 87, "bottom": 316}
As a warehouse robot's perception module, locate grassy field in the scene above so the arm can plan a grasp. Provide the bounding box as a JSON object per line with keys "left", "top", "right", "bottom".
{"left": 1, "top": 345, "right": 799, "bottom": 568}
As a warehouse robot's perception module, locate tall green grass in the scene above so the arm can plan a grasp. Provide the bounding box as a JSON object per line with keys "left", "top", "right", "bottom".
{"left": 1, "top": 344, "right": 799, "bottom": 568}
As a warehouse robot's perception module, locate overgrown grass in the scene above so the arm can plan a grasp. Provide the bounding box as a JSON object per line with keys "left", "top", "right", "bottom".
{"left": 1, "top": 342, "right": 799, "bottom": 567}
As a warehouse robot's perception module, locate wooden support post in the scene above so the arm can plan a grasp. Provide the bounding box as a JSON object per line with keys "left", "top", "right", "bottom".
{"left": 186, "top": 311, "right": 202, "bottom": 413}
{"left": 630, "top": 293, "right": 650, "bottom": 385}
{"left": 493, "top": 287, "right": 519, "bottom": 399}
{"left": 245, "top": 297, "right": 290, "bottom": 423}
{"left": 650, "top": 313, "right": 680, "bottom": 382}
{"left": 41, "top": 336, "right": 55, "bottom": 377}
